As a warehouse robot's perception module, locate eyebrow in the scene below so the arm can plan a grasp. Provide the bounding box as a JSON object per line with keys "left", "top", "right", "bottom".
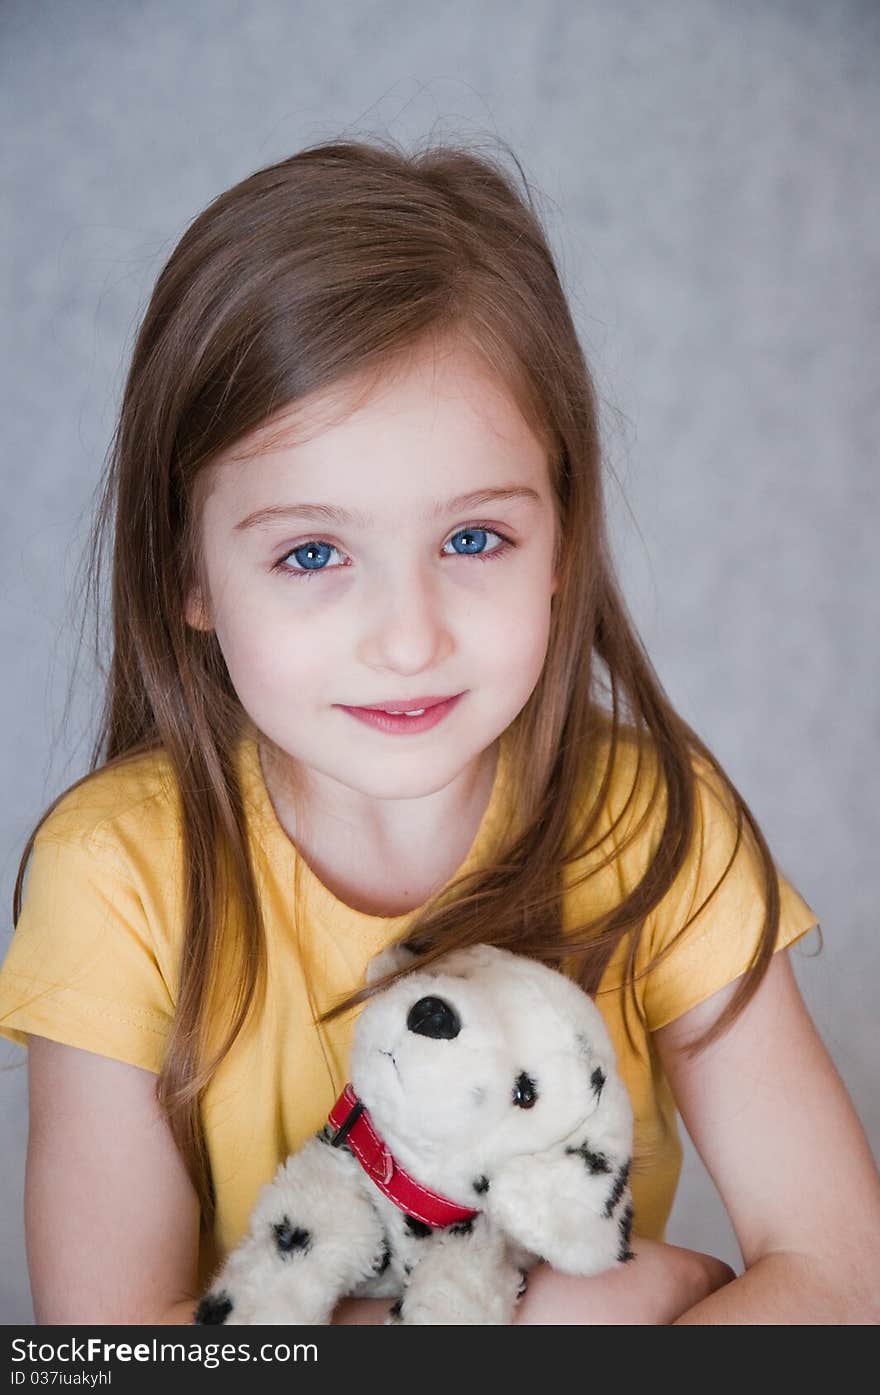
{"left": 234, "top": 485, "right": 544, "bottom": 532}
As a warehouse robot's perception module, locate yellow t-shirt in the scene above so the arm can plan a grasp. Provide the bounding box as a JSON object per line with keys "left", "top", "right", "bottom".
{"left": 0, "top": 720, "right": 819, "bottom": 1292}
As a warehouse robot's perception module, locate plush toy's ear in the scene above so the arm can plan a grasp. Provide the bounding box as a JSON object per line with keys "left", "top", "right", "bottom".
{"left": 482, "top": 1069, "right": 634, "bottom": 1276}
{"left": 364, "top": 941, "right": 420, "bottom": 986}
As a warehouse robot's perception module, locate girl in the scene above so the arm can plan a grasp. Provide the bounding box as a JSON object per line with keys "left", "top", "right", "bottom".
{"left": 2, "top": 137, "right": 878, "bottom": 1326}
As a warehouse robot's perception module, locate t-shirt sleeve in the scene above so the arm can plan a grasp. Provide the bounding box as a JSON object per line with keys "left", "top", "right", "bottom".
{"left": 639, "top": 753, "right": 820, "bottom": 1031}
{"left": 0, "top": 831, "right": 174, "bottom": 1073}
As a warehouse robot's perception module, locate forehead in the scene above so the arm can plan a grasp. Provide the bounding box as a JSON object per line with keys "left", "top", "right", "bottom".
{"left": 199, "top": 340, "right": 552, "bottom": 516}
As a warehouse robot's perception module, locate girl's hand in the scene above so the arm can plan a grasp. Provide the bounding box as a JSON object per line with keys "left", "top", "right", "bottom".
{"left": 331, "top": 1295, "right": 395, "bottom": 1324}
{"left": 514, "top": 1236, "right": 735, "bottom": 1325}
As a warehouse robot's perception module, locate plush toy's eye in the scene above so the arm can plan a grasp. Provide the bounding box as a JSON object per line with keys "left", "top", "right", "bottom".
{"left": 512, "top": 1071, "right": 538, "bottom": 1108}
{"left": 406, "top": 996, "right": 461, "bottom": 1040}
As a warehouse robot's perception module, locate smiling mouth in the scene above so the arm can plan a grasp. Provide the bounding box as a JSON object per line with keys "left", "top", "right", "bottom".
{"left": 379, "top": 1048, "right": 399, "bottom": 1076}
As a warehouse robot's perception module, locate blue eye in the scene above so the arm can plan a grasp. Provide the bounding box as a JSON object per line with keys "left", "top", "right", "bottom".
{"left": 272, "top": 526, "right": 515, "bottom": 580}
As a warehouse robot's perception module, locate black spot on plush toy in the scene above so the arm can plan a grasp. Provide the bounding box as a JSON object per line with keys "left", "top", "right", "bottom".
{"left": 194, "top": 943, "right": 634, "bottom": 1325}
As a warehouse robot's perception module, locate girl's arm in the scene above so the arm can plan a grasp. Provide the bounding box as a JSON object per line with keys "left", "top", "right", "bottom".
{"left": 512, "top": 1235, "right": 734, "bottom": 1323}
{"left": 653, "top": 948, "right": 880, "bottom": 1323}
{"left": 26, "top": 1036, "right": 203, "bottom": 1324}
{"left": 332, "top": 1238, "right": 734, "bottom": 1324}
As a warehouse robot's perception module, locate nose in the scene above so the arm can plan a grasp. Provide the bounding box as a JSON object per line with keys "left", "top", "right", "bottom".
{"left": 356, "top": 562, "right": 455, "bottom": 673}
{"left": 406, "top": 996, "right": 461, "bottom": 1040}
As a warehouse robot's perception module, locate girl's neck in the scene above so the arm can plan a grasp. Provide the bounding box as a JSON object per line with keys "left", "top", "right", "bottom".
{"left": 257, "top": 738, "right": 500, "bottom": 918}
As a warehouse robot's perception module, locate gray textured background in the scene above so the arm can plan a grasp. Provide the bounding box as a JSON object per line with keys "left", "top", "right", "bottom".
{"left": 1, "top": 0, "right": 877, "bottom": 1324}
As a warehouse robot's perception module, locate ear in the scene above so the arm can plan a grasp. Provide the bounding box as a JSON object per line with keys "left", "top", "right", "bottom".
{"left": 364, "top": 941, "right": 420, "bottom": 986}
{"left": 482, "top": 1069, "right": 634, "bottom": 1275}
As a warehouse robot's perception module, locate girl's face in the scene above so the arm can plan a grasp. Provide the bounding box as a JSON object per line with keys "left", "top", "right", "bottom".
{"left": 187, "top": 339, "right": 560, "bottom": 806}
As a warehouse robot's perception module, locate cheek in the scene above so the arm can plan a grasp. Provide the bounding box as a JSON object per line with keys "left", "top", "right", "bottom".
{"left": 469, "top": 578, "right": 554, "bottom": 673}
{"left": 211, "top": 590, "right": 329, "bottom": 713}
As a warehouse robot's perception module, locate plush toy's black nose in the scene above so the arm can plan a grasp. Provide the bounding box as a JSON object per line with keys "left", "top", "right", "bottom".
{"left": 406, "top": 996, "right": 461, "bottom": 1040}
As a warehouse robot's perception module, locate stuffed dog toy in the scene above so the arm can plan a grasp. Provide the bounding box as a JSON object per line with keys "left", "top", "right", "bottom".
{"left": 194, "top": 942, "right": 634, "bottom": 1325}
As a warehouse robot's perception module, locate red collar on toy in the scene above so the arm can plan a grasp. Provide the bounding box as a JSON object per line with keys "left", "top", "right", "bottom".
{"left": 327, "top": 1084, "right": 480, "bottom": 1228}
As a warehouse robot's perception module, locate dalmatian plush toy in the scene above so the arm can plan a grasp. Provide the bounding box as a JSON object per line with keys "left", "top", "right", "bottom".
{"left": 194, "top": 942, "right": 634, "bottom": 1325}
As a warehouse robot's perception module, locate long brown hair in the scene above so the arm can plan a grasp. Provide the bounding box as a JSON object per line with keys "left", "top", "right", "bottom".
{"left": 10, "top": 134, "right": 792, "bottom": 1234}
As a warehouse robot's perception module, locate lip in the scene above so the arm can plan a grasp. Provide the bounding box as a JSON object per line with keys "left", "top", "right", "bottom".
{"left": 338, "top": 692, "right": 465, "bottom": 735}
{"left": 349, "top": 694, "right": 461, "bottom": 714}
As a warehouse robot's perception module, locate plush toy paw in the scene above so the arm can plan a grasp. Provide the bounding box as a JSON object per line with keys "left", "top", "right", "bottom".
{"left": 195, "top": 1136, "right": 388, "bottom": 1325}
{"left": 387, "top": 1214, "right": 524, "bottom": 1324}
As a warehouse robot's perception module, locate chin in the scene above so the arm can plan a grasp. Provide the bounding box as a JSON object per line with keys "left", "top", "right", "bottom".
{"left": 346, "top": 761, "right": 458, "bottom": 800}
{"left": 342, "top": 732, "right": 472, "bottom": 770}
